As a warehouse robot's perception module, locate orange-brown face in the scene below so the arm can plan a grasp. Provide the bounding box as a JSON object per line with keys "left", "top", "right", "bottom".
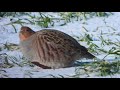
{"left": 19, "top": 26, "right": 35, "bottom": 41}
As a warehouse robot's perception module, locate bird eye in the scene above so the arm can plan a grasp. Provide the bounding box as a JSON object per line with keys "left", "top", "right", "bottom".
{"left": 26, "top": 29, "right": 29, "bottom": 31}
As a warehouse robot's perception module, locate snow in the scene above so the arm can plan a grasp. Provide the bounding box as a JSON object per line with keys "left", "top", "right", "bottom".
{"left": 0, "top": 12, "right": 120, "bottom": 78}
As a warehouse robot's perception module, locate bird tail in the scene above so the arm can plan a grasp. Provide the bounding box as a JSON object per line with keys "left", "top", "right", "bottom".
{"left": 86, "top": 52, "right": 96, "bottom": 59}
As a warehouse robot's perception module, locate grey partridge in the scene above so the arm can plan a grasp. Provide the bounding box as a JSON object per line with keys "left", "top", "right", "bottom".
{"left": 19, "top": 26, "right": 95, "bottom": 69}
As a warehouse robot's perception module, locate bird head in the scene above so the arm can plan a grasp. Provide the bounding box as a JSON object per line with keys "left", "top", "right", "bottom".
{"left": 19, "top": 26, "right": 35, "bottom": 41}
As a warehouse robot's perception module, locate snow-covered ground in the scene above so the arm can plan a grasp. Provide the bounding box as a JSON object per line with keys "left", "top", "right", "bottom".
{"left": 0, "top": 12, "right": 120, "bottom": 78}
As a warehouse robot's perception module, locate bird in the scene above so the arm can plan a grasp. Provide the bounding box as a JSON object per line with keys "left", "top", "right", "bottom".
{"left": 19, "top": 26, "right": 95, "bottom": 69}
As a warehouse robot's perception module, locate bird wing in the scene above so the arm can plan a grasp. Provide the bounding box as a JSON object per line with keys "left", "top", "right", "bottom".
{"left": 35, "top": 29, "right": 81, "bottom": 54}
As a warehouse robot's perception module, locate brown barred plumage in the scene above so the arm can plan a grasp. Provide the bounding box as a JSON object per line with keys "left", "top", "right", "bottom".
{"left": 19, "top": 26, "right": 95, "bottom": 69}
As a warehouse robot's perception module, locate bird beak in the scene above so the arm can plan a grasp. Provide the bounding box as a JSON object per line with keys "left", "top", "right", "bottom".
{"left": 19, "top": 30, "right": 23, "bottom": 33}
